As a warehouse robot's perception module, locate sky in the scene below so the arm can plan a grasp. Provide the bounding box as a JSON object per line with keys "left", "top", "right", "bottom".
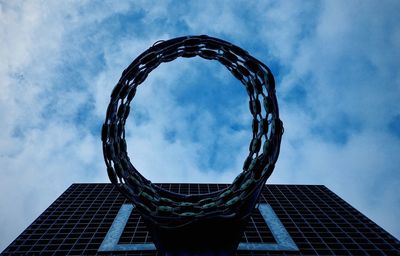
{"left": 1, "top": 0, "right": 399, "bottom": 251}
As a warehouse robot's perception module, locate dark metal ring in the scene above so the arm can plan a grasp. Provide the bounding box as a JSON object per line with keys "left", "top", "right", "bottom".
{"left": 102, "top": 35, "right": 283, "bottom": 228}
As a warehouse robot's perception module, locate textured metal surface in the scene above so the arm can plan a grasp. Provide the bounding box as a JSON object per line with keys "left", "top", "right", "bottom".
{"left": 98, "top": 204, "right": 298, "bottom": 252}
{"left": 237, "top": 204, "right": 298, "bottom": 251}
{"left": 3, "top": 184, "right": 400, "bottom": 255}
{"left": 101, "top": 35, "right": 283, "bottom": 228}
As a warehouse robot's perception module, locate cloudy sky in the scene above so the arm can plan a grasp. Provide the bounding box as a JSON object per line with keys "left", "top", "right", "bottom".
{"left": 1, "top": 0, "right": 399, "bottom": 251}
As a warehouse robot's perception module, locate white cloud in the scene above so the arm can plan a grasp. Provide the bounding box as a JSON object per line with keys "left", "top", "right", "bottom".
{"left": 265, "top": 0, "right": 400, "bottom": 239}
{"left": 1, "top": 0, "right": 399, "bottom": 252}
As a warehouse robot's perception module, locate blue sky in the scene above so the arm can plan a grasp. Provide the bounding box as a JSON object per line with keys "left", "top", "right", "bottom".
{"left": 1, "top": 0, "right": 399, "bottom": 250}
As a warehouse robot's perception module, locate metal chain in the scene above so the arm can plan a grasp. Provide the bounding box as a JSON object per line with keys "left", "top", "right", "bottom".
{"left": 102, "top": 35, "right": 283, "bottom": 228}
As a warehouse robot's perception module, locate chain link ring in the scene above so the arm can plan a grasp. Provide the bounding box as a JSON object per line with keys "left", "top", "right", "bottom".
{"left": 102, "top": 35, "right": 283, "bottom": 228}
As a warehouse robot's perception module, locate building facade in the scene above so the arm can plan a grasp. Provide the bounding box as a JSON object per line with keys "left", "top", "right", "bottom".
{"left": 2, "top": 183, "right": 399, "bottom": 255}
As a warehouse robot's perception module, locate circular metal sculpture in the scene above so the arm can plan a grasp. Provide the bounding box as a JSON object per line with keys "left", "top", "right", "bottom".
{"left": 102, "top": 35, "right": 283, "bottom": 254}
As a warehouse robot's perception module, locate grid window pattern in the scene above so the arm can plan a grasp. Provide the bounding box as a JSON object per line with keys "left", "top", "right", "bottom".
{"left": 2, "top": 183, "right": 400, "bottom": 256}
{"left": 118, "top": 205, "right": 276, "bottom": 245}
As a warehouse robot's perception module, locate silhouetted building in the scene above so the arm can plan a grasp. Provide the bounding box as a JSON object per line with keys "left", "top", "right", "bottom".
{"left": 2, "top": 183, "right": 399, "bottom": 255}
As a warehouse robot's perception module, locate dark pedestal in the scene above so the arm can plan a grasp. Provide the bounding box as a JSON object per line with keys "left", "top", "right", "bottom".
{"left": 146, "top": 217, "right": 249, "bottom": 256}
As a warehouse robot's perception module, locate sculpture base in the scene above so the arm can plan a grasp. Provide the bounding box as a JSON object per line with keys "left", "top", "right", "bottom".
{"left": 145, "top": 217, "right": 249, "bottom": 256}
